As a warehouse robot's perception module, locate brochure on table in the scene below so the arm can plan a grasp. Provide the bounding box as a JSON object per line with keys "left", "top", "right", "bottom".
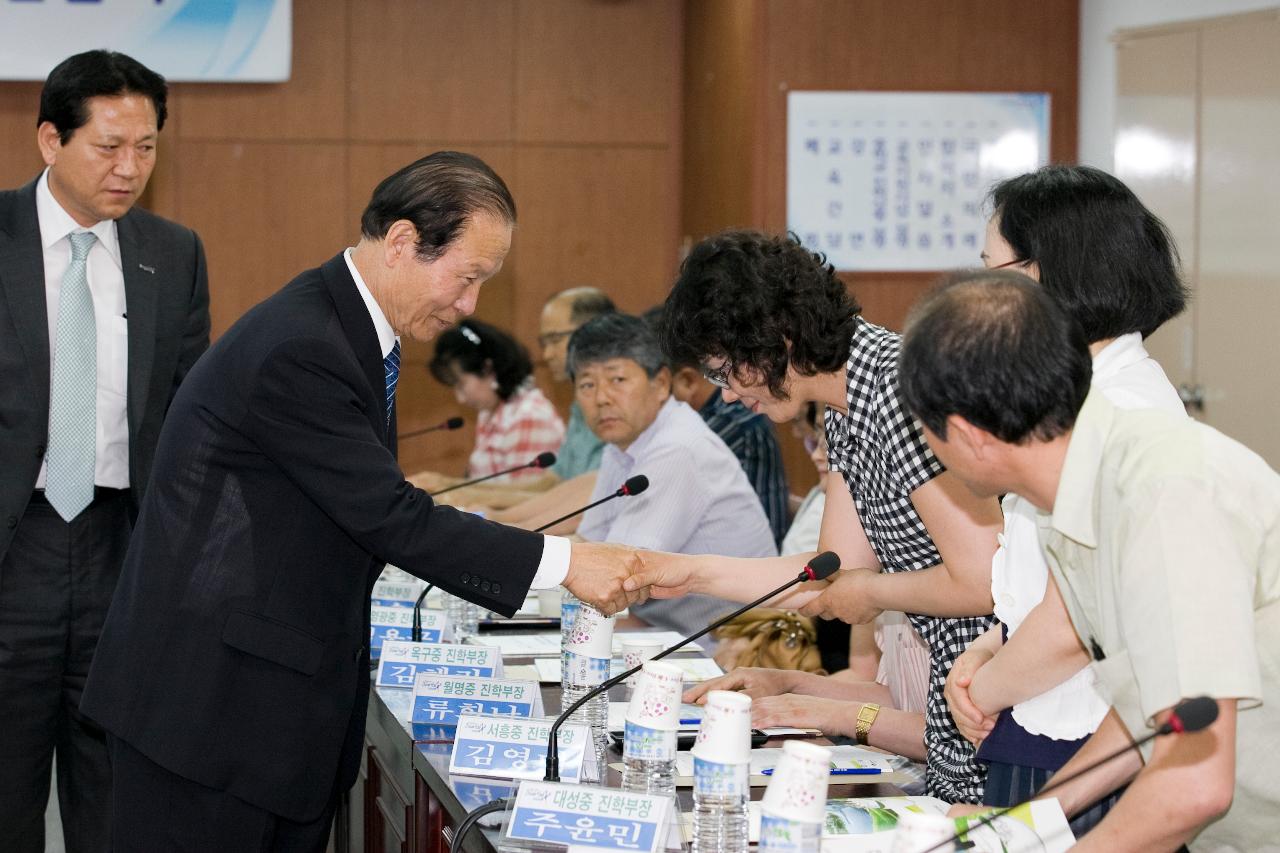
{"left": 534, "top": 656, "right": 722, "bottom": 684}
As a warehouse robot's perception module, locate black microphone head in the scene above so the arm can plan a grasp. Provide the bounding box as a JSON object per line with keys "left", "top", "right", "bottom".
{"left": 532, "top": 451, "right": 557, "bottom": 469}
{"left": 1168, "top": 696, "right": 1219, "bottom": 734}
{"left": 804, "top": 551, "right": 841, "bottom": 581}
{"left": 620, "top": 475, "right": 649, "bottom": 496}
{"left": 445, "top": 416, "right": 465, "bottom": 430}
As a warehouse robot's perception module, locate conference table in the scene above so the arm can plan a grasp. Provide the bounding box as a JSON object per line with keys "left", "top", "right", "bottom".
{"left": 341, "top": 622, "right": 905, "bottom": 853}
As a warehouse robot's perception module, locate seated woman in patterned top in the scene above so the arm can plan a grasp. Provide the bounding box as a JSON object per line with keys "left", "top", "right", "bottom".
{"left": 626, "top": 230, "right": 1003, "bottom": 804}
{"left": 425, "top": 319, "right": 564, "bottom": 486}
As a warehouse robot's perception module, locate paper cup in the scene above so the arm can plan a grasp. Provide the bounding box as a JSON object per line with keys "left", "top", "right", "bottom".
{"left": 760, "top": 740, "right": 831, "bottom": 825}
{"left": 621, "top": 639, "right": 663, "bottom": 685}
{"left": 624, "top": 660, "right": 684, "bottom": 730}
{"left": 564, "top": 604, "right": 615, "bottom": 659}
{"left": 690, "top": 690, "right": 753, "bottom": 763}
{"left": 537, "top": 587, "right": 563, "bottom": 617}
{"left": 890, "top": 811, "right": 958, "bottom": 852}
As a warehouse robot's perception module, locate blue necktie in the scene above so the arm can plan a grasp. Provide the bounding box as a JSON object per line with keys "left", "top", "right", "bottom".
{"left": 383, "top": 340, "right": 400, "bottom": 425}
{"left": 45, "top": 231, "right": 99, "bottom": 521}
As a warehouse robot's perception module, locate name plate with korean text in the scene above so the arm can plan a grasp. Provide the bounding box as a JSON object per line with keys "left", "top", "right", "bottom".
{"left": 374, "top": 640, "right": 501, "bottom": 688}
{"left": 505, "top": 781, "right": 676, "bottom": 853}
{"left": 370, "top": 605, "right": 447, "bottom": 650}
{"left": 370, "top": 578, "right": 427, "bottom": 606}
{"left": 449, "top": 714, "right": 596, "bottom": 783}
{"left": 411, "top": 675, "right": 543, "bottom": 726}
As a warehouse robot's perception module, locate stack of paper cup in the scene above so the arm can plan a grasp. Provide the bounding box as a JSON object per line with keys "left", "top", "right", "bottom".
{"left": 621, "top": 660, "right": 684, "bottom": 793}
{"left": 563, "top": 604, "right": 615, "bottom": 686}
{"left": 691, "top": 690, "right": 753, "bottom": 762}
{"left": 621, "top": 638, "right": 664, "bottom": 688}
{"left": 890, "top": 812, "right": 958, "bottom": 852}
{"left": 759, "top": 740, "right": 831, "bottom": 852}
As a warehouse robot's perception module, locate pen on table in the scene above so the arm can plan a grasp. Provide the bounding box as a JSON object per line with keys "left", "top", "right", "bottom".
{"left": 760, "top": 766, "right": 883, "bottom": 776}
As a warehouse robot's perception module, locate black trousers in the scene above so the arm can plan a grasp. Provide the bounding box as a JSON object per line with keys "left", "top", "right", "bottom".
{"left": 109, "top": 736, "right": 339, "bottom": 853}
{"left": 0, "top": 489, "right": 130, "bottom": 853}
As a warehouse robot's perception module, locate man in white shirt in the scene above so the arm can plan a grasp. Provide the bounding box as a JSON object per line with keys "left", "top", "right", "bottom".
{"left": 0, "top": 51, "right": 211, "bottom": 853}
{"left": 571, "top": 313, "right": 778, "bottom": 637}
{"left": 899, "top": 269, "right": 1280, "bottom": 852}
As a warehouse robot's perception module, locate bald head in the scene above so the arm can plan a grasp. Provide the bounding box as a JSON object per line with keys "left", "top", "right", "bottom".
{"left": 899, "top": 269, "right": 1092, "bottom": 444}
{"left": 540, "top": 286, "right": 616, "bottom": 381}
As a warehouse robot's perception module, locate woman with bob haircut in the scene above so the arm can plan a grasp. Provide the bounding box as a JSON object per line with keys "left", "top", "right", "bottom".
{"left": 626, "top": 229, "right": 1006, "bottom": 804}
{"left": 429, "top": 319, "right": 564, "bottom": 484}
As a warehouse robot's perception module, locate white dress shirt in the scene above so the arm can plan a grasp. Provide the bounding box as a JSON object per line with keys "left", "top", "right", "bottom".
{"left": 35, "top": 168, "right": 129, "bottom": 489}
{"left": 993, "top": 333, "right": 1185, "bottom": 738}
{"left": 342, "top": 249, "right": 569, "bottom": 588}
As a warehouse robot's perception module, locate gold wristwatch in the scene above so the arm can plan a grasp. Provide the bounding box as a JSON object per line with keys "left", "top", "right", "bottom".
{"left": 855, "top": 703, "right": 881, "bottom": 745}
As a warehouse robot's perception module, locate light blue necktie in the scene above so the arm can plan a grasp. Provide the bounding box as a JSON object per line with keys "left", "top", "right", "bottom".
{"left": 384, "top": 340, "right": 400, "bottom": 426}
{"left": 45, "top": 231, "right": 98, "bottom": 521}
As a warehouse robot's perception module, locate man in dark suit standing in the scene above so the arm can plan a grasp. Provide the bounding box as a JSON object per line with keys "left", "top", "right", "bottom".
{"left": 81, "top": 151, "right": 646, "bottom": 851}
{"left": 0, "top": 52, "right": 210, "bottom": 853}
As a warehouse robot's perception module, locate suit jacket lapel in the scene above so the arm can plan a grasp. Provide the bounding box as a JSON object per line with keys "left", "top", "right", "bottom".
{"left": 0, "top": 179, "right": 52, "bottom": 419}
{"left": 118, "top": 212, "right": 158, "bottom": 434}
{"left": 320, "top": 254, "right": 391, "bottom": 448}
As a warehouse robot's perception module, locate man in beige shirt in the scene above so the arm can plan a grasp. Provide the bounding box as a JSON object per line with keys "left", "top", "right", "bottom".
{"left": 897, "top": 269, "right": 1279, "bottom": 851}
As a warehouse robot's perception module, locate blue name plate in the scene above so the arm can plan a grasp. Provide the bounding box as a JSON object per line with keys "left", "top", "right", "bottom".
{"left": 411, "top": 675, "right": 542, "bottom": 726}
{"left": 449, "top": 714, "right": 595, "bottom": 783}
{"left": 369, "top": 605, "right": 446, "bottom": 651}
{"left": 375, "top": 640, "right": 501, "bottom": 688}
{"left": 506, "top": 781, "right": 675, "bottom": 853}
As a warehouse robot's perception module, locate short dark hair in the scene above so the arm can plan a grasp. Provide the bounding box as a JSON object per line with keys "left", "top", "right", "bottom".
{"left": 989, "top": 165, "right": 1188, "bottom": 341}
{"left": 39, "top": 51, "right": 168, "bottom": 145}
{"left": 567, "top": 313, "right": 668, "bottom": 380}
{"left": 899, "top": 270, "right": 1092, "bottom": 444}
{"left": 428, "top": 319, "right": 532, "bottom": 402}
{"left": 661, "top": 231, "right": 860, "bottom": 399}
{"left": 553, "top": 287, "right": 616, "bottom": 326}
{"left": 361, "top": 151, "right": 516, "bottom": 262}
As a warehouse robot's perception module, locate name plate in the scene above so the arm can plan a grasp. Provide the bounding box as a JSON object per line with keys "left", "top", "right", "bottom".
{"left": 370, "top": 605, "right": 447, "bottom": 650}
{"left": 411, "top": 674, "right": 543, "bottom": 725}
{"left": 450, "top": 714, "right": 596, "bottom": 783}
{"left": 371, "top": 578, "right": 427, "bottom": 606}
{"left": 375, "top": 640, "right": 502, "bottom": 688}
{"left": 506, "top": 781, "right": 675, "bottom": 853}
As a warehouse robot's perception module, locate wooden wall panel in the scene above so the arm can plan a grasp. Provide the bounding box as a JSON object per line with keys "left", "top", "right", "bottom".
{"left": 347, "top": 0, "right": 517, "bottom": 143}
{"left": 170, "top": 0, "right": 349, "bottom": 141}
{"left": 173, "top": 142, "right": 348, "bottom": 337}
{"left": 515, "top": 0, "right": 682, "bottom": 144}
{"left": 0, "top": 84, "right": 44, "bottom": 190}
{"left": 510, "top": 146, "right": 680, "bottom": 340}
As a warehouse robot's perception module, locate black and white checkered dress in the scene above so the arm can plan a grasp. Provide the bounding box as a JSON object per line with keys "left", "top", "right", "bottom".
{"left": 824, "top": 318, "right": 995, "bottom": 803}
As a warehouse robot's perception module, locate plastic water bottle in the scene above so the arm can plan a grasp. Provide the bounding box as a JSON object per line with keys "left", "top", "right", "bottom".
{"left": 561, "top": 653, "right": 610, "bottom": 758}
{"left": 692, "top": 757, "right": 749, "bottom": 853}
{"left": 621, "top": 722, "right": 677, "bottom": 795}
{"left": 464, "top": 601, "right": 482, "bottom": 635}
{"left": 559, "top": 591, "right": 582, "bottom": 690}
{"left": 444, "top": 593, "right": 477, "bottom": 641}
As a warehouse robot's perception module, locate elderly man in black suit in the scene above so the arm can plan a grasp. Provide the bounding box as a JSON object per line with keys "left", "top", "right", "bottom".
{"left": 0, "top": 51, "right": 210, "bottom": 853}
{"left": 80, "top": 151, "right": 647, "bottom": 852}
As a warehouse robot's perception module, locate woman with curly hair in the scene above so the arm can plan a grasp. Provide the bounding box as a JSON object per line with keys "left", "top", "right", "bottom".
{"left": 429, "top": 319, "right": 564, "bottom": 484}
{"left": 625, "top": 229, "right": 1004, "bottom": 804}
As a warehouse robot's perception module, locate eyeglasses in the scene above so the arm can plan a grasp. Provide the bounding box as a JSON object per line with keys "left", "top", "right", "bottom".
{"left": 987, "top": 257, "right": 1027, "bottom": 270}
{"left": 701, "top": 360, "right": 734, "bottom": 389}
{"left": 537, "top": 329, "right": 576, "bottom": 348}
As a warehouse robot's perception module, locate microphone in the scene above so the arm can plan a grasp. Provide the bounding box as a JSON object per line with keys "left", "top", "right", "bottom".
{"left": 429, "top": 451, "right": 556, "bottom": 496}
{"left": 543, "top": 551, "right": 841, "bottom": 782}
{"left": 921, "top": 696, "right": 1220, "bottom": 853}
{"left": 532, "top": 474, "right": 650, "bottom": 533}
{"left": 399, "top": 416, "right": 465, "bottom": 441}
